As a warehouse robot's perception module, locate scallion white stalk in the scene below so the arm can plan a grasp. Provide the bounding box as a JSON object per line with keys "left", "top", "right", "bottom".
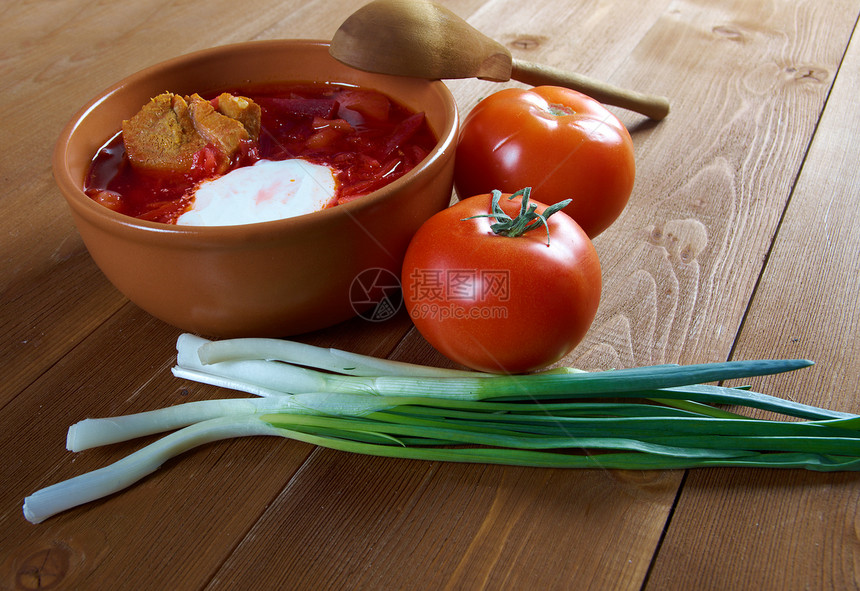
{"left": 67, "top": 393, "right": 402, "bottom": 451}
{"left": 24, "top": 415, "right": 281, "bottom": 524}
{"left": 169, "top": 366, "right": 291, "bottom": 398}
{"left": 174, "top": 335, "right": 332, "bottom": 395}
{"left": 192, "top": 334, "right": 488, "bottom": 378}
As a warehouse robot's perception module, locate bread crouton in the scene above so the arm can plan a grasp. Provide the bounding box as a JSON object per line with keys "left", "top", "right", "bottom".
{"left": 122, "top": 92, "right": 261, "bottom": 174}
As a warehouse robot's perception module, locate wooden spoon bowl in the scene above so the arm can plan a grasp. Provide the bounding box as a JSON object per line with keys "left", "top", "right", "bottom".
{"left": 330, "top": 0, "right": 670, "bottom": 120}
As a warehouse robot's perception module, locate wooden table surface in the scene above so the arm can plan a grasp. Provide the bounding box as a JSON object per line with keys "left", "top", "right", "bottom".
{"left": 3, "top": 0, "right": 860, "bottom": 589}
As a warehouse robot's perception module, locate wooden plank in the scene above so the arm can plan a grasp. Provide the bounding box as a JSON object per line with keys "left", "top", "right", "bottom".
{"left": 645, "top": 11, "right": 860, "bottom": 590}
{"left": 207, "top": 449, "right": 681, "bottom": 590}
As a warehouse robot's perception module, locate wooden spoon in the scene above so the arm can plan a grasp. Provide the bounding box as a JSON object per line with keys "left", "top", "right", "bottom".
{"left": 330, "top": 0, "right": 670, "bottom": 120}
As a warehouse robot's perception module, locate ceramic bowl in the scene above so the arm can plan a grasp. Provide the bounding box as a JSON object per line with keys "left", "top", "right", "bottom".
{"left": 53, "top": 40, "right": 458, "bottom": 337}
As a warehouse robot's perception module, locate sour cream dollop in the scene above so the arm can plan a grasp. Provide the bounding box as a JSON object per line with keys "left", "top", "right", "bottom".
{"left": 176, "top": 159, "right": 337, "bottom": 226}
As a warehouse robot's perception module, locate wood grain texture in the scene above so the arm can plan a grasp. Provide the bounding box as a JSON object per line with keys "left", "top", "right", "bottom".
{"left": 646, "top": 12, "right": 860, "bottom": 589}
{"left": 2, "top": 0, "right": 859, "bottom": 589}
{"left": 208, "top": 450, "right": 680, "bottom": 590}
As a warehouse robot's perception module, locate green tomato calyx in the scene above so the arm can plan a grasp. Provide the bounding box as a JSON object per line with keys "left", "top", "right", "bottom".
{"left": 462, "top": 188, "right": 572, "bottom": 246}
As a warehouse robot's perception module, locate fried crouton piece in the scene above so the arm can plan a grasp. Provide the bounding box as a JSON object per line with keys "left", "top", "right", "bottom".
{"left": 122, "top": 93, "right": 205, "bottom": 173}
{"left": 187, "top": 93, "right": 254, "bottom": 163}
{"left": 122, "top": 92, "right": 261, "bottom": 174}
{"left": 214, "top": 92, "right": 261, "bottom": 139}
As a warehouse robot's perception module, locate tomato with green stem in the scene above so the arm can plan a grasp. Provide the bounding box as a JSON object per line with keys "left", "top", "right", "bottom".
{"left": 402, "top": 188, "right": 602, "bottom": 374}
{"left": 454, "top": 86, "right": 635, "bottom": 238}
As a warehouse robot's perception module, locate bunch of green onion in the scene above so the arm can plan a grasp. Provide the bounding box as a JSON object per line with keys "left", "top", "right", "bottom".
{"left": 23, "top": 334, "right": 860, "bottom": 524}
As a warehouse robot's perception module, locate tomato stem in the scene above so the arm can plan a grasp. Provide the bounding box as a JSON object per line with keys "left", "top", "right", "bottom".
{"left": 462, "top": 188, "right": 571, "bottom": 246}
{"left": 547, "top": 102, "right": 577, "bottom": 117}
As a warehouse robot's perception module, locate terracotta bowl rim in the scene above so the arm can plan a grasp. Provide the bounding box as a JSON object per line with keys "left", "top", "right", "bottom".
{"left": 52, "top": 39, "right": 459, "bottom": 244}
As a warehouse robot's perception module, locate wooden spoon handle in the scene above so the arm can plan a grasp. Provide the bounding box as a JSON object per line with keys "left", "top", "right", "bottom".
{"left": 510, "top": 59, "right": 670, "bottom": 120}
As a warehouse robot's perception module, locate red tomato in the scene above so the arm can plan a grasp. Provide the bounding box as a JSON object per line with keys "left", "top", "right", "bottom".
{"left": 401, "top": 189, "right": 602, "bottom": 374}
{"left": 453, "top": 86, "right": 635, "bottom": 238}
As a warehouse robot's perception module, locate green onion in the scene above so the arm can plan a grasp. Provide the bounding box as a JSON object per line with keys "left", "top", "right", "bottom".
{"left": 22, "top": 334, "right": 859, "bottom": 524}
{"left": 175, "top": 335, "right": 843, "bottom": 421}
